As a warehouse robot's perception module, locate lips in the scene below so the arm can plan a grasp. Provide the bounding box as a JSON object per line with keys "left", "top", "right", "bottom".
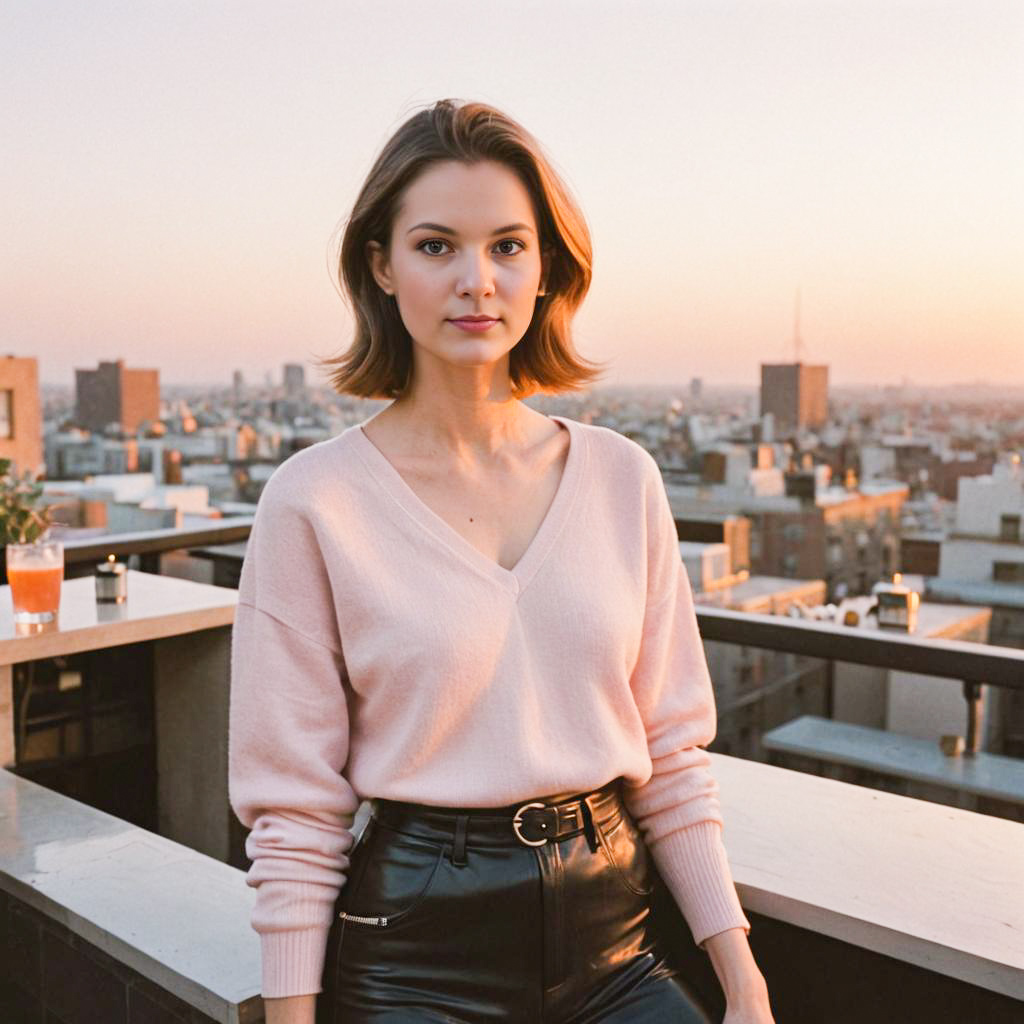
{"left": 448, "top": 316, "right": 500, "bottom": 333}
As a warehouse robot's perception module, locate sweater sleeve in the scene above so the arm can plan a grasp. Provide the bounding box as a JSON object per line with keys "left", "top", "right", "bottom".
{"left": 620, "top": 451, "right": 751, "bottom": 949}
{"left": 228, "top": 466, "right": 361, "bottom": 998}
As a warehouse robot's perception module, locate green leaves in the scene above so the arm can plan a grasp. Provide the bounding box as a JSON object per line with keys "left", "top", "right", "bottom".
{"left": 0, "top": 461, "right": 54, "bottom": 546}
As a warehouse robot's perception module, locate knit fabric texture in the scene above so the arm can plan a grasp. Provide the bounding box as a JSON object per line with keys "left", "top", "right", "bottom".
{"left": 228, "top": 414, "right": 751, "bottom": 998}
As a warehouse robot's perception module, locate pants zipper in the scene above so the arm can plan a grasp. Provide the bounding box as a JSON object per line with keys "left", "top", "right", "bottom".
{"left": 338, "top": 911, "right": 389, "bottom": 926}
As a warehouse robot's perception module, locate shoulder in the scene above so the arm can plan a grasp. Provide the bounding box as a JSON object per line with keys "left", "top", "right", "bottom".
{"left": 256, "top": 429, "right": 357, "bottom": 510}
{"left": 239, "top": 433, "right": 358, "bottom": 604}
{"left": 566, "top": 418, "right": 660, "bottom": 484}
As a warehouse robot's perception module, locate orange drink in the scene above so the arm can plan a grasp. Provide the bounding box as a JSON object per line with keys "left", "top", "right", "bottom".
{"left": 9, "top": 565, "right": 63, "bottom": 613}
{"left": 7, "top": 539, "right": 64, "bottom": 624}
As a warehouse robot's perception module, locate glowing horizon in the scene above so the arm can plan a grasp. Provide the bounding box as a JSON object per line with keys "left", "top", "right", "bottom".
{"left": 4, "top": 1, "right": 1022, "bottom": 390}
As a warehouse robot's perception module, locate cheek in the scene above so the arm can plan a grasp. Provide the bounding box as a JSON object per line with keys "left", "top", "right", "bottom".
{"left": 500, "top": 259, "right": 539, "bottom": 293}
{"left": 507, "top": 264, "right": 543, "bottom": 309}
{"left": 396, "top": 267, "right": 443, "bottom": 315}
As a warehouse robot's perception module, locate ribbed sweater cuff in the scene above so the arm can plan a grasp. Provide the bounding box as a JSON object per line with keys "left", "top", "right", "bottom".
{"left": 260, "top": 927, "right": 330, "bottom": 999}
{"left": 650, "top": 820, "right": 750, "bottom": 948}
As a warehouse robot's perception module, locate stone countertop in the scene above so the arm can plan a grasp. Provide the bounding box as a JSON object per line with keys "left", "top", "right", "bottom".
{"left": 0, "top": 570, "right": 238, "bottom": 665}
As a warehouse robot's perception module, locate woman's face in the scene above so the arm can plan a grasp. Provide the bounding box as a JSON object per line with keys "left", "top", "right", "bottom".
{"left": 367, "top": 159, "right": 546, "bottom": 377}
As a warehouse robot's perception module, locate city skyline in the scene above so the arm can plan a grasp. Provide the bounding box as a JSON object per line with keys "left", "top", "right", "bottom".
{"left": 5, "top": 1, "right": 1023, "bottom": 389}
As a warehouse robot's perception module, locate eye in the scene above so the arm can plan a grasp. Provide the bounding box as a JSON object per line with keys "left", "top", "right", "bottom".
{"left": 416, "top": 238, "right": 526, "bottom": 257}
{"left": 418, "top": 239, "right": 452, "bottom": 256}
{"left": 495, "top": 239, "right": 526, "bottom": 256}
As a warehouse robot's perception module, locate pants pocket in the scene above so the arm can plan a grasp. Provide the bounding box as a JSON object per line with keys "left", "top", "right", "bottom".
{"left": 336, "top": 821, "right": 447, "bottom": 928}
{"left": 597, "top": 808, "right": 655, "bottom": 896}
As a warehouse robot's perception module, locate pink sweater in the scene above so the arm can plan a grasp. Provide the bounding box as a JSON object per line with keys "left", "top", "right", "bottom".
{"left": 228, "top": 414, "right": 751, "bottom": 998}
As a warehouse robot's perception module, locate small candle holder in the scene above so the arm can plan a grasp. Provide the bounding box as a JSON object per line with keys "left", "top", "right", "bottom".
{"left": 95, "top": 554, "right": 128, "bottom": 604}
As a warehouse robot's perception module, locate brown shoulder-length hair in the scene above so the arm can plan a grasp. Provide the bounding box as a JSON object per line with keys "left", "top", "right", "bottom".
{"left": 319, "top": 98, "right": 607, "bottom": 399}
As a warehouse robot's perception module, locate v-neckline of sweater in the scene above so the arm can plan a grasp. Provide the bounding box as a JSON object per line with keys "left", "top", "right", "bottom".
{"left": 348, "top": 414, "right": 585, "bottom": 599}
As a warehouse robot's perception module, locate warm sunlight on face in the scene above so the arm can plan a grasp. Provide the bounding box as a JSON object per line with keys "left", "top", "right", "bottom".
{"left": 367, "top": 160, "right": 545, "bottom": 381}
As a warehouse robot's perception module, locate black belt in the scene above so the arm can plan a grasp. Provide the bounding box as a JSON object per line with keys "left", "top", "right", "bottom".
{"left": 370, "top": 777, "right": 625, "bottom": 865}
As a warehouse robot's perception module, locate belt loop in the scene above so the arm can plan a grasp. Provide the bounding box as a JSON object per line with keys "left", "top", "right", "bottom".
{"left": 451, "top": 813, "right": 469, "bottom": 866}
{"left": 579, "top": 796, "right": 598, "bottom": 854}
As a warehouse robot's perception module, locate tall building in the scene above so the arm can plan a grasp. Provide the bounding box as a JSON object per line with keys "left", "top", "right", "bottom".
{"left": 283, "top": 363, "right": 306, "bottom": 399}
{"left": 925, "top": 454, "right": 1024, "bottom": 755}
{"left": 75, "top": 359, "right": 160, "bottom": 435}
{"left": 0, "top": 355, "right": 44, "bottom": 476}
{"left": 760, "top": 362, "right": 829, "bottom": 435}
{"left": 232, "top": 369, "right": 245, "bottom": 400}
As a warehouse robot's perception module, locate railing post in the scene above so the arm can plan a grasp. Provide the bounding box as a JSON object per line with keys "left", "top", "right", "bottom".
{"left": 963, "top": 681, "right": 984, "bottom": 755}
{"left": 825, "top": 659, "right": 835, "bottom": 719}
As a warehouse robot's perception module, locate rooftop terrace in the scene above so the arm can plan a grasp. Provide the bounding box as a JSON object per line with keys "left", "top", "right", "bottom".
{"left": 1, "top": 521, "right": 1021, "bottom": 1022}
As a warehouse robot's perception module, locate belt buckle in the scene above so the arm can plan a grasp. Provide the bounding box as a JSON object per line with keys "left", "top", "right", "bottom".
{"left": 512, "top": 801, "right": 549, "bottom": 847}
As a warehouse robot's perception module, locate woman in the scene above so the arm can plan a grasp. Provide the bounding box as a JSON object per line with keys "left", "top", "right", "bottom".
{"left": 228, "top": 98, "right": 775, "bottom": 1024}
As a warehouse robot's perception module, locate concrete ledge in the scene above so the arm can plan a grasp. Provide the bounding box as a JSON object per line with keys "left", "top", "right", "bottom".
{"left": 2, "top": 748, "right": 1020, "bottom": 1016}
{"left": 712, "top": 751, "right": 1024, "bottom": 1001}
{"left": 0, "top": 768, "right": 261, "bottom": 1024}
{"left": 762, "top": 714, "right": 1024, "bottom": 804}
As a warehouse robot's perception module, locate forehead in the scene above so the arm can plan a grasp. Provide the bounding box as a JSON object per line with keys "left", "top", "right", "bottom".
{"left": 394, "top": 160, "right": 537, "bottom": 232}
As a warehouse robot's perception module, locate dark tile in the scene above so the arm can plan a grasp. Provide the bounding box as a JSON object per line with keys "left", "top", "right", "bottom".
{"left": 127, "top": 985, "right": 187, "bottom": 1024}
{"left": 0, "top": 975, "right": 44, "bottom": 1023}
{"left": 45, "top": 926, "right": 137, "bottom": 986}
{"left": 128, "top": 976, "right": 220, "bottom": 1024}
{"left": 41, "top": 931, "right": 127, "bottom": 1024}
{"left": 4, "top": 901, "right": 43, "bottom": 996}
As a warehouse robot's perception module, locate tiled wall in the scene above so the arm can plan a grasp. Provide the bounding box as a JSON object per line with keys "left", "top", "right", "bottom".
{"left": 0, "top": 888, "right": 230, "bottom": 1024}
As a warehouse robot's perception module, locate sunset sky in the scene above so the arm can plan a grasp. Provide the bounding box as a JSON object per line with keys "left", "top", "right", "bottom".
{"left": 4, "top": 1, "right": 1022, "bottom": 390}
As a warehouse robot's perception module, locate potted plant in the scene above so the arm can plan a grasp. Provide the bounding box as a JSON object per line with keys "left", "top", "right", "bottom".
{"left": 0, "top": 459, "right": 54, "bottom": 545}
{"left": 1, "top": 461, "right": 59, "bottom": 610}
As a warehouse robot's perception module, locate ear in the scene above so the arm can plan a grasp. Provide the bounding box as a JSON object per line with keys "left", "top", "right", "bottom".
{"left": 366, "top": 240, "right": 395, "bottom": 295}
{"left": 537, "top": 246, "right": 554, "bottom": 296}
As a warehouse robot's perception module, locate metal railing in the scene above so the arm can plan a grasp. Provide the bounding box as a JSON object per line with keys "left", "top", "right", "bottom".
{"left": 56, "top": 518, "right": 254, "bottom": 575}
{"left": 695, "top": 605, "right": 1024, "bottom": 753}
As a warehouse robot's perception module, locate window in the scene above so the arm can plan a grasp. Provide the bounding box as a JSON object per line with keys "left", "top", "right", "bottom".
{"left": 0, "top": 390, "right": 12, "bottom": 439}
{"left": 783, "top": 522, "right": 805, "bottom": 544}
{"left": 993, "top": 561, "right": 1024, "bottom": 583}
{"left": 827, "top": 539, "right": 844, "bottom": 566}
{"left": 749, "top": 532, "right": 762, "bottom": 560}
{"left": 1000, "top": 514, "right": 1021, "bottom": 542}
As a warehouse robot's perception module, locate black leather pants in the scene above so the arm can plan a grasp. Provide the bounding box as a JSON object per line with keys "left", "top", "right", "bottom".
{"left": 318, "top": 777, "right": 712, "bottom": 1023}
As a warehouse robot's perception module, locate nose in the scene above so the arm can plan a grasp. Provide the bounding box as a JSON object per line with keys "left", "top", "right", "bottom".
{"left": 455, "top": 247, "right": 496, "bottom": 299}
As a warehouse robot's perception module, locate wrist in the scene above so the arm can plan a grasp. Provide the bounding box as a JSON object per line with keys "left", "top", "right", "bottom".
{"left": 703, "top": 927, "right": 765, "bottom": 1004}
{"left": 724, "top": 972, "right": 769, "bottom": 1007}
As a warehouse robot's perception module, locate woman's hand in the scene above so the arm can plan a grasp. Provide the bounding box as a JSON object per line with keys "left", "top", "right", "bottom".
{"left": 703, "top": 927, "right": 775, "bottom": 1023}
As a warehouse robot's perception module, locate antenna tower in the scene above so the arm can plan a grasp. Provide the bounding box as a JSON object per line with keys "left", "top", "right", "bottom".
{"left": 792, "top": 287, "right": 804, "bottom": 363}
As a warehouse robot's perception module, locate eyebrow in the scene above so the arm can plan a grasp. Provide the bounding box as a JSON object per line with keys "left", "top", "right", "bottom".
{"left": 406, "top": 222, "right": 535, "bottom": 236}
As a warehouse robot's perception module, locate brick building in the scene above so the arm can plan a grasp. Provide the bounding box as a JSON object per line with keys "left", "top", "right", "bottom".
{"left": 760, "top": 362, "right": 829, "bottom": 435}
{"left": 0, "top": 355, "right": 44, "bottom": 476}
{"left": 74, "top": 360, "right": 160, "bottom": 434}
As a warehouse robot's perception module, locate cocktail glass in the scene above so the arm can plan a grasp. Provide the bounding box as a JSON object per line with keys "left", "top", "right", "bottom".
{"left": 7, "top": 540, "right": 64, "bottom": 625}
